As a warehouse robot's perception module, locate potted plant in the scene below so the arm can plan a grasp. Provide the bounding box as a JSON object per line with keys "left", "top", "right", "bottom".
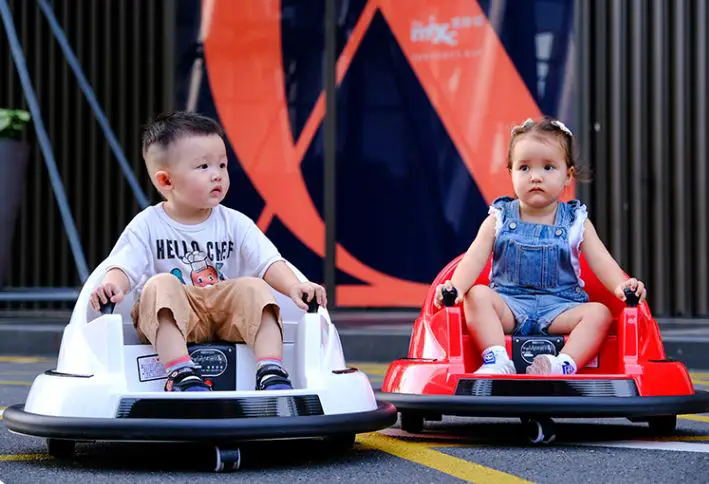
{"left": 0, "top": 108, "right": 31, "bottom": 287}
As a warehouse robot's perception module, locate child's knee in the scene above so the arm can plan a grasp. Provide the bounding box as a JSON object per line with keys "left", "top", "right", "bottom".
{"left": 142, "top": 273, "right": 183, "bottom": 298}
{"left": 466, "top": 285, "right": 494, "bottom": 308}
{"left": 587, "top": 302, "right": 612, "bottom": 324}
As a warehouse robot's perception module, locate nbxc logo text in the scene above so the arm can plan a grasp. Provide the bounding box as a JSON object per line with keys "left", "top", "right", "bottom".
{"left": 410, "top": 15, "right": 484, "bottom": 46}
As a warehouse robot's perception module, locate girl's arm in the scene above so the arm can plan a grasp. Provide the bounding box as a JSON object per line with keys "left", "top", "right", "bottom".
{"left": 438, "top": 215, "right": 496, "bottom": 306}
{"left": 580, "top": 219, "right": 647, "bottom": 302}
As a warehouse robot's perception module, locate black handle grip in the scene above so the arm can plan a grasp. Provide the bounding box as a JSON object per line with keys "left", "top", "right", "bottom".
{"left": 302, "top": 295, "right": 319, "bottom": 313}
{"left": 624, "top": 288, "right": 640, "bottom": 307}
{"left": 441, "top": 287, "right": 458, "bottom": 307}
{"left": 99, "top": 301, "right": 115, "bottom": 315}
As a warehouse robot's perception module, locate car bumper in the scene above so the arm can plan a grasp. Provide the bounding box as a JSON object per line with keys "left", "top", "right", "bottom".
{"left": 375, "top": 390, "right": 709, "bottom": 418}
{"left": 3, "top": 401, "right": 397, "bottom": 442}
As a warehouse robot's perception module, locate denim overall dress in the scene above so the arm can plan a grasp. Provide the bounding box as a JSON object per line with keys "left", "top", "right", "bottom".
{"left": 488, "top": 196, "right": 589, "bottom": 336}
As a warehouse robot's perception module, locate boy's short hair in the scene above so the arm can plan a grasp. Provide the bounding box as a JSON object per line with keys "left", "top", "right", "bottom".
{"left": 141, "top": 111, "right": 225, "bottom": 159}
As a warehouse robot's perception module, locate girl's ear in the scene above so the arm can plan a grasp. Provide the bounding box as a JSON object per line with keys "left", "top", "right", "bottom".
{"left": 566, "top": 166, "right": 575, "bottom": 185}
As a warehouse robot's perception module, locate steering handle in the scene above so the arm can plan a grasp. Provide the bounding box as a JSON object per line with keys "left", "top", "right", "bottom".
{"left": 302, "top": 295, "right": 319, "bottom": 314}
{"left": 441, "top": 287, "right": 458, "bottom": 307}
{"left": 99, "top": 301, "right": 115, "bottom": 315}
{"left": 624, "top": 288, "right": 640, "bottom": 307}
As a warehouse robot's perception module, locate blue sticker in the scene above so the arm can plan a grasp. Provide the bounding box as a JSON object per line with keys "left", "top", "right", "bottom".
{"left": 483, "top": 352, "right": 496, "bottom": 364}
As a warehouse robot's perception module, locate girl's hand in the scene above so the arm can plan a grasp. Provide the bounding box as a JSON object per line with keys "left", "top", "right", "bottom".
{"left": 614, "top": 278, "right": 647, "bottom": 304}
{"left": 433, "top": 280, "right": 463, "bottom": 308}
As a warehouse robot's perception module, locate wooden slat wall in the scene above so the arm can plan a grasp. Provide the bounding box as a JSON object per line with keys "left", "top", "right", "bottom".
{"left": 0, "top": 0, "right": 174, "bottom": 309}
{"left": 579, "top": 0, "right": 709, "bottom": 317}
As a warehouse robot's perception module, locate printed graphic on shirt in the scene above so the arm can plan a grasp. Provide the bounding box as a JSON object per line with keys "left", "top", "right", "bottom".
{"left": 154, "top": 239, "right": 233, "bottom": 288}
{"left": 183, "top": 251, "right": 220, "bottom": 287}
{"left": 170, "top": 268, "right": 186, "bottom": 284}
{"left": 155, "top": 239, "right": 234, "bottom": 263}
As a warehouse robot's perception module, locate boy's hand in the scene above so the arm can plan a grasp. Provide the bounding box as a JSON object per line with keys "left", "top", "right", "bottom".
{"left": 614, "top": 277, "right": 647, "bottom": 304}
{"left": 433, "top": 280, "right": 463, "bottom": 308}
{"left": 289, "top": 282, "right": 327, "bottom": 311}
{"left": 90, "top": 283, "right": 124, "bottom": 312}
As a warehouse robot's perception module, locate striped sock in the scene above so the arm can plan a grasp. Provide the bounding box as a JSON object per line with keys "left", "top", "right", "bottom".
{"left": 164, "top": 355, "right": 196, "bottom": 374}
{"left": 257, "top": 357, "right": 283, "bottom": 370}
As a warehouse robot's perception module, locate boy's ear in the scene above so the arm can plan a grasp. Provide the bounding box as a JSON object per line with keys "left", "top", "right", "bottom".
{"left": 154, "top": 170, "right": 172, "bottom": 191}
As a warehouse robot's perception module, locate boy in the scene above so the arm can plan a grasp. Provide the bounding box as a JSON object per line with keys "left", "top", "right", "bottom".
{"left": 89, "top": 111, "right": 326, "bottom": 392}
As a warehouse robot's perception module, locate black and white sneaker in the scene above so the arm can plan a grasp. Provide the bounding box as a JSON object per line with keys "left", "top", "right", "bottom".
{"left": 255, "top": 364, "right": 293, "bottom": 390}
{"left": 164, "top": 366, "right": 212, "bottom": 392}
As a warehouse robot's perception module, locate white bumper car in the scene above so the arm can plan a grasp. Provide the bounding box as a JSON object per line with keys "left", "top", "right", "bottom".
{"left": 3, "top": 261, "right": 396, "bottom": 469}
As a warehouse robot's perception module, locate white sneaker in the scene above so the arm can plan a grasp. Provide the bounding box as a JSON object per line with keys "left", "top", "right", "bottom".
{"left": 526, "top": 354, "right": 575, "bottom": 375}
{"left": 473, "top": 359, "right": 516, "bottom": 375}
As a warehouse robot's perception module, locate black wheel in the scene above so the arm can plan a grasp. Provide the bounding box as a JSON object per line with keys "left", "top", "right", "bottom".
{"left": 647, "top": 415, "right": 677, "bottom": 436}
{"left": 400, "top": 412, "right": 425, "bottom": 434}
{"left": 523, "top": 417, "right": 556, "bottom": 445}
{"left": 214, "top": 446, "right": 241, "bottom": 472}
{"left": 47, "top": 438, "right": 75, "bottom": 458}
{"left": 325, "top": 433, "right": 356, "bottom": 451}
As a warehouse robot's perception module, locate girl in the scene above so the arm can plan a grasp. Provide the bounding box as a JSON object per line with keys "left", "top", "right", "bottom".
{"left": 434, "top": 116, "right": 647, "bottom": 375}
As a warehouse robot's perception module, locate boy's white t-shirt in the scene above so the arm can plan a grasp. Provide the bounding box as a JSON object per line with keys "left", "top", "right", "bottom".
{"left": 105, "top": 203, "right": 285, "bottom": 293}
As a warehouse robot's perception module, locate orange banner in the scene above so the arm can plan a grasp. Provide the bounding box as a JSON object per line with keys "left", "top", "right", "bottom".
{"left": 204, "top": 0, "right": 564, "bottom": 307}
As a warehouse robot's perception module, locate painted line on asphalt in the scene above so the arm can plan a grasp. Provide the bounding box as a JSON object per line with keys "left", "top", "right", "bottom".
{"left": 575, "top": 440, "right": 709, "bottom": 453}
{"left": 351, "top": 363, "right": 389, "bottom": 375}
{"left": 358, "top": 432, "right": 531, "bottom": 483}
{"left": 0, "top": 380, "right": 31, "bottom": 386}
{"left": 0, "top": 356, "right": 49, "bottom": 364}
{"left": 380, "top": 425, "right": 709, "bottom": 445}
{"left": 0, "top": 454, "right": 48, "bottom": 461}
{"left": 679, "top": 414, "right": 709, "bottom": 424}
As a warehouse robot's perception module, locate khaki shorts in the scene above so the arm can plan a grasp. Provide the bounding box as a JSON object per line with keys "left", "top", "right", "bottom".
{"left": 130, "top": 273, "right": 282, "bottom": 346}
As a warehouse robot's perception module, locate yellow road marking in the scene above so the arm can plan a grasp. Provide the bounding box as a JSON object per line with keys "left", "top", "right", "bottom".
{"left": 0, "top": 454, "right": 48, "bottom": 461}
{"left": 0, "top": 356, "right": 49, "bottom": 364}
{"left": 679, "top": 414, "right": 709, "bottom": 424}
{"left": 0, "top": 380, "right": 31, "bottom": 386}
{"left": 662, "top": 435, "right": 709, "bottom": 441}
{"left": 351, "top": 363, "right": 389, "bottom": 375}
{"left": 358, "top": 432, "right": 532, "bottom": 483}
{"left": 691, "top": 372, "right": 709, "bottom": 379}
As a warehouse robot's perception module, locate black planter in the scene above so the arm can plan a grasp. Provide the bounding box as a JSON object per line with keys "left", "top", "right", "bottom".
{"left": 0, "top": 138, "right": 29, "bottom": 286}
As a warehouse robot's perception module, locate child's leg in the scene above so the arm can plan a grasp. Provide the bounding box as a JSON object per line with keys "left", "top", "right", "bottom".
{"left": 136, "top": 273, "right": 210, "bottom": 391}
{"left": 528, "top": 302, "right": 612, "bottom": 375}
{"left": 210, "top": 277, "right": 291, "bottom": 390}
{"left": 253, "top": 305, "right": 282, "bottom": 360}
{"left": 463, "top": 285, "right": 517, "bottom": 374}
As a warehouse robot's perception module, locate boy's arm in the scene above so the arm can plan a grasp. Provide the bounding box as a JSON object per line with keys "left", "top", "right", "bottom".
{"left": 449, "top": 215, "right": 497, "bottom": 295}
{"left": 92, "top": 267, "right": 132, "bottom": 310}
{"left": 102, "top": 268, "right": 131, "bottom": 294}
{"left": 91, "top": 223, "right": 151, "bottom": 311}
{"left": 580, "top": 219, "right": 644, "bottom": 300}
{"left": 263, "top": 260, "right": 325, "bottom": 309}
{"left": 263, "top": 260, "right": 301, "bottom": 295}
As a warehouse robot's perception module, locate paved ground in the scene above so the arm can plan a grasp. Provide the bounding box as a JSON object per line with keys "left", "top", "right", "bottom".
{"left": 2, "top": 357, "right": 709, "bottom": 482}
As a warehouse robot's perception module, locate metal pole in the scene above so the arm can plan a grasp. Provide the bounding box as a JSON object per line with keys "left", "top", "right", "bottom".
{"left": 0, "top": 0, "right": 89, "bottom": 282}
{"left": 36, "top": 0, "right": 149, "bottom": 209}
{"left": 324, "top": 0, "right": 337, "bottom": 306}
{"left": 574, "top": 0, "right": 591, "bottom": 205}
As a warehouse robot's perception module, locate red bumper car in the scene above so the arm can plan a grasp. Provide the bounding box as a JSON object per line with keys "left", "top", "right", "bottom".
{"left": 377, "top": 254, "right": 709, "bottom": 443}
